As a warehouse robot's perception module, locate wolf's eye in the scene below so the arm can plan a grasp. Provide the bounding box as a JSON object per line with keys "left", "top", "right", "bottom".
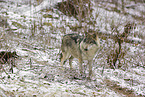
{"left": 84, "top": 48, "right": 88, "bottom": 51}
{"left": 90, "top": 40, "right": 96, "bottom": 44}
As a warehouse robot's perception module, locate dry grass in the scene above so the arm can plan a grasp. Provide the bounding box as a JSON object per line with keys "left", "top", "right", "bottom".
{"left": 104, "top": 79, "right": 143, "bottom": 97}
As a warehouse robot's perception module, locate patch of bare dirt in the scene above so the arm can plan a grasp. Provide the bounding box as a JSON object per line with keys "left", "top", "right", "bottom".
{"left": 104, "top": 79, "right": 144, "bottom": 97}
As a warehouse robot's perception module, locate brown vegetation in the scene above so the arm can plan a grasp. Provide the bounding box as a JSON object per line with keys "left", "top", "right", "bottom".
{"left": 55, "top": 0, "right": 92, "bottom": 20}
{"left": 0, "top": 51, "right": 18, "bottom": 73}
{"left": 107, "top": 22, "right": 136, "bottom": 69}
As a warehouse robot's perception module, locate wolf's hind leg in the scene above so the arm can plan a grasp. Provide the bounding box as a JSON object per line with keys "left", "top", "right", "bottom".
{"left": 60, "top": 52, "right": 69, "bottom": 67}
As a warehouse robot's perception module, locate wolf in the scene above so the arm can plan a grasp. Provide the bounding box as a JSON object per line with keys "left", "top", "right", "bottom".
{"left": 60, "top": 32, "right": 100, "bottom": 78}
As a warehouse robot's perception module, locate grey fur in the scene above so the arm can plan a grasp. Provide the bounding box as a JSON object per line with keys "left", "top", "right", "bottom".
{"left": 60, "top": 33, "right": 100, "bottom": 78}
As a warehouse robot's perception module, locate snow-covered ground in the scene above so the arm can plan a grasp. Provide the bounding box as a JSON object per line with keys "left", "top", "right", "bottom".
{"left": 0, "top": 0, "right": 145, "bottom": 96}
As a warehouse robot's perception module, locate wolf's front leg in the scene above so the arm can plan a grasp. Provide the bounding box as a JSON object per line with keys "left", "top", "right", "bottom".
{"left": 88, "top": 60, "right": 93, "bottom": 79}
{"left": 78, "top": 57, "right": 83, "bottom": 74}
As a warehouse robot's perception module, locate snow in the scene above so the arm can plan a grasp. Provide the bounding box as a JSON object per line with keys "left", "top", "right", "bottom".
{"left": 0, "top": 0, "right": 145, "bottom": 96}
{"left": 128, "top": 36, "right": 142, "bottom": 42}
{"left": 23, "top": 0, "right": 63, "bottom": 16}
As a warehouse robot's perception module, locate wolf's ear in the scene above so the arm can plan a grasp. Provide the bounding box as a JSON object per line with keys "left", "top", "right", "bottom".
{"left": 92, "top": 33, "right": 97, "bottom": 39}
{"left": 86, "top": 29, "right": 96, "bottom": 37}
{"left": 88, "top": 32, "right": 98, "bottom": 40}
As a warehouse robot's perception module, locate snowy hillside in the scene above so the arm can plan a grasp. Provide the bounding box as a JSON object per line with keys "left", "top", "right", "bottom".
{"left": 0, "top": 0, "right": 145, "bottom": 96}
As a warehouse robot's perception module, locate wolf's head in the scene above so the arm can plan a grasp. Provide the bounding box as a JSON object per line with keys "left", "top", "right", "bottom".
{"left": 84, "top": 32, "right": 100, "bottom": 46}
{"left": 89, "top": 32, "right": 100, "bottom": 47}
{"left": 80, "top": 32, "right": 100, "bottom": 54}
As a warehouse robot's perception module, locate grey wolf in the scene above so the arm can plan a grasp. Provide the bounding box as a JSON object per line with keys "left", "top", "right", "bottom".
{"left": 60, "top": 33, "right": 100, "bottom": 78}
